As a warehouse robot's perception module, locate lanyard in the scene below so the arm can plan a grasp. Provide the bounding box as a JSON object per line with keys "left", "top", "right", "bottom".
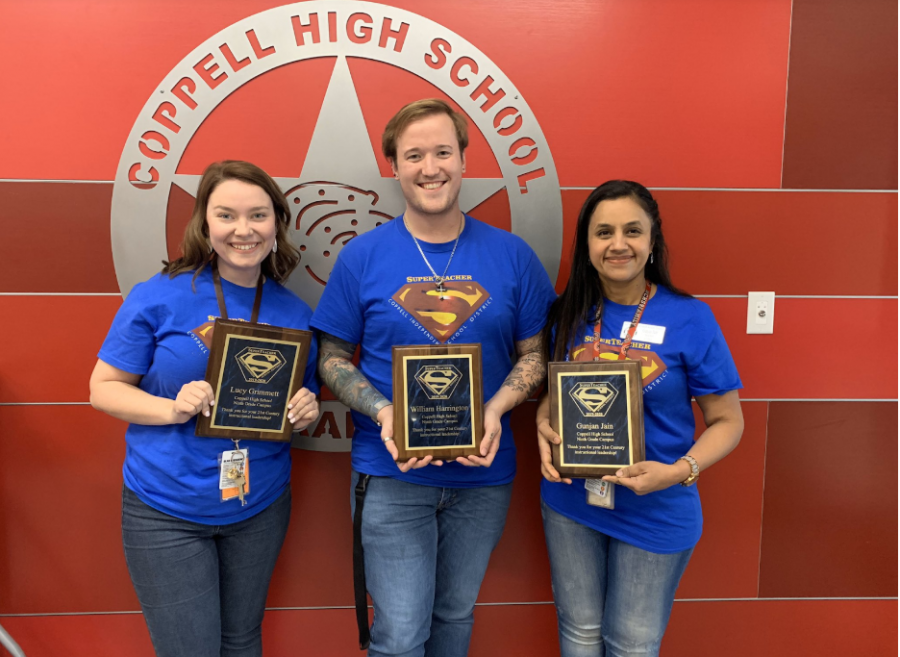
{"left": 211, "top": 260, "right": 263, "bottom": 453}
{"left": 591, "top": 281, "right": 652, "bottom": 361}
{"left": 212, "top": 261, "right": 264, "bottom": 323}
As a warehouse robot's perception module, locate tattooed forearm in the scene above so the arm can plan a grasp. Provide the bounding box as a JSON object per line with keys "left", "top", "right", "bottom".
{"left": 317, "top": 331, "right": 389, "bottom": 420}
{"left": 500, "top": 334, "right": 547, "bottom": 402}
{"left": 502, "top": 353, "right": 545, "bottom": 397}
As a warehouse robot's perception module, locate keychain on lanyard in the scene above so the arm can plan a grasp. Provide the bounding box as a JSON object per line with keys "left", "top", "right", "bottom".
{"left": 212, "top": 260, "right": 262, "bottom": 506}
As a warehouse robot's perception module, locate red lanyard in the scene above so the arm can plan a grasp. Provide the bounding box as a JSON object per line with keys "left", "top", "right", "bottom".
{"left": 592, "top": 281, "right": 652, "bottom": 360}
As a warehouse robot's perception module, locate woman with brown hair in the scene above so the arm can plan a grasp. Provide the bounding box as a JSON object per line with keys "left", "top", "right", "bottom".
{"left": 90, "top": 160, "right": 319, "bottom": 656}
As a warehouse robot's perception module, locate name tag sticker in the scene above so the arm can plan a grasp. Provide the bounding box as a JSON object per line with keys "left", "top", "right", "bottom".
{"left": 620, "top": 322, "right": 666, "bottom": 344}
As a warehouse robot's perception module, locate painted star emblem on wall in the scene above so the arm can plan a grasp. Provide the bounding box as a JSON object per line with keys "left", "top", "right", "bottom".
{"left": 171, "top": 56, "right": 505, "bottom": 308}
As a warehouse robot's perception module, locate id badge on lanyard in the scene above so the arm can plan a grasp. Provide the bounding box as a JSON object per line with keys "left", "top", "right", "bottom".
{"left": 584, "top": 281, "right": 651, "bottom": 510}
{"left": 219, "top": 441, "right": 249, "bottom": 506}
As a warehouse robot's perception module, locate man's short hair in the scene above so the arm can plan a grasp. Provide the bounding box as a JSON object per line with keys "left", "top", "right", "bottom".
{"left": 381, "top": 98, "right": 469, "bottom": 163}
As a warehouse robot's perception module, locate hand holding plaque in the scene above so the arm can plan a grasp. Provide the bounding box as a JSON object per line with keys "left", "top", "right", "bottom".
{"left": 195, "top": 319, "right": 312, "bottom": 442}
{"left": 548, "top": 360, "right": 645, "bottom": 478}
{"left": 392, "top": 344, "right": 483, "bottom": 461}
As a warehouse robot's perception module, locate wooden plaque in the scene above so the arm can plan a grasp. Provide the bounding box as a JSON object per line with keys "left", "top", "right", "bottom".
{"left": 549, "top": 360, "right": 645, "bottom": 477}
{"left": 392, "top": 343, "right": 484, "bottom": 461}
{"left": 195, "top": 319, "right": 312, "bottom": 442}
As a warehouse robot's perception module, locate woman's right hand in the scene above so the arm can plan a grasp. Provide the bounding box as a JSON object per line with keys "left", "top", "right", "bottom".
{"left": 170, "top": 380, "right": 216, "bottom": 424}
{"left": 537, "top": 417, "right": 572, "bottom": 484}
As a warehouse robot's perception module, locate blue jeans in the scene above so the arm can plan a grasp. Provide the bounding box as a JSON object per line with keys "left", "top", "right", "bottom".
{"left": 121, "top": 485, "right": 291, "bottom": 657}
{"left": 351, "top": 471, "right": 513, "bottom": 657}
{"left": 541, "top": 500, "right": 692, "bottom": 657}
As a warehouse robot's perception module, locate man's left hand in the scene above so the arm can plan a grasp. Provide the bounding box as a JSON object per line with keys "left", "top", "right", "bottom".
{"left": 456, "top": 403, "right": 502, "bottom": 467}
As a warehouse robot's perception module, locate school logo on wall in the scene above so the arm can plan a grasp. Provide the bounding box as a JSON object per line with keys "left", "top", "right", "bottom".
{"left": 110, "top": 1, "right": 563, "bottom": 450}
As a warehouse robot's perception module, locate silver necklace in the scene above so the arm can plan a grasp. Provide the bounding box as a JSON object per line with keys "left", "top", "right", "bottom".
{"left": 403, "top": 213, "right": 463, "bottom": 300}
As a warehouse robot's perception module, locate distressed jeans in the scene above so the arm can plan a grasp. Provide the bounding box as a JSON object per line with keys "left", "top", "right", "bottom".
{"left": 542, "top": 500, "right": 692, "bottom": 657}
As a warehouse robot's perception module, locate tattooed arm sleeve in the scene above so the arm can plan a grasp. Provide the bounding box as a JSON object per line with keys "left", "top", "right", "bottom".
{"left": 503, "top": 332, "right": 547, "bottom": 398}
{"left": 486, "top": 332, "right": 547, "bottom": 415}
{"left": 316, "top": 331, "right": 390, "bottom": 421}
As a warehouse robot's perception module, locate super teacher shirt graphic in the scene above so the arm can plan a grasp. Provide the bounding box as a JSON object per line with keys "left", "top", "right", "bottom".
{"left": 572, "top": 338, "right": 669, "bottom": 392}
{"left": 391, "top": 277, "right": 491, "bottom": 344}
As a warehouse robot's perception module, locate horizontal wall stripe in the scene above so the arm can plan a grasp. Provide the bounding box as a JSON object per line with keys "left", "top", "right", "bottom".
{"left": 767, "top": 295, "right": 898, "bottom": 299}
{"left": 1, "top": 179, "right": 897, "bottom": 193}
{"left": 1, "top": 292, "right": 895, "bottom": 300}
{"left": 3, "top": 596, "right": 895, "bottom": 618}
{"left": 3, "top": 297, "right": 895, "bottom": 401}
{"left": 676, "top": 597, "right": 899, "bottom": 602}
{"left": 0, "top": 612, "right": 143, "bottom": 618}
{"left": 574, "top": 187, "right": 898, "bottom": 193}
{"left": 743, "top": 399, "right": 898, "bottom": 402}
{"left": 0, "top": 179, "right": 113, "bottom": 184}
{"left": 2, "top": 399, "right": 897, "bottom": 406}
{"left": 5, "top": 183, "right": 896, "bottom": 296}
{"left": 559, "top": 189, "right": 897, "bottom": 296}
{"left": 2, "top": 181, "right": 119, "bottom": 293}
{"left": 710, "top": 298, "right": 896, "bottom": 399}
{"left": 0, "top": 403, "right": 93, "bottom": 406}
{"left": 2, "top": 597, "right": 893, "bottom": 617}
{"left": 0, "top": 293, "right": 122, "bottom": 297}
{"left": 696, "top": 295, "right": 898, "bottom": 299}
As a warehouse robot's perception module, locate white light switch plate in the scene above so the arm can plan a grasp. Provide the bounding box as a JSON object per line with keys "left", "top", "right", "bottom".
{"left": 747, "top": 292, "right": 775, "bottom": 334}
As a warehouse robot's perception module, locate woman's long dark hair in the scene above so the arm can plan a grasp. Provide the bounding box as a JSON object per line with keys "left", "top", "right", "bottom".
{"left": 543, "top": 180, "right": 690, "bottom": 363}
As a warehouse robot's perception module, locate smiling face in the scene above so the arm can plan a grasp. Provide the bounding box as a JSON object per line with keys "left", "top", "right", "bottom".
{"left": 587, "top": 196, "right": 654, "bottom": 289}
{"left": 390, "top": 112, "right": 466, "bottom": 222}
{"left": 206, "top": 178, "right": 277, "bottom": 286}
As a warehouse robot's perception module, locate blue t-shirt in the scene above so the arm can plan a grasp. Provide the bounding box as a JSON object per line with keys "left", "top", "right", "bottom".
{"left": 98, "top": 268, "right": 319, "bottom": 524}
{"left": 541, "top": 286, "right": 742, "bottom": 553}
{"left": 311, "top": 215, "right": 556, "bottom": 487}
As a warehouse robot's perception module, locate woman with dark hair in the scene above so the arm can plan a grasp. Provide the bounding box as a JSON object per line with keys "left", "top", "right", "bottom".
{"left": 90, "top": 160, "right": 319, "bottom": 656}
{"left": 537, "top": 180, "right": 744, "bottom": 656}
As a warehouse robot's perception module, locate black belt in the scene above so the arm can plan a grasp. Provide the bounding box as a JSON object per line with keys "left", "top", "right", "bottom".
{"left": 353, "top": 473, "right": 372, "bottom": 650}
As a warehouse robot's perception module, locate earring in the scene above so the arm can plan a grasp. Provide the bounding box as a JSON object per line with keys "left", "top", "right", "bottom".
{"left": 650, "top": 252, "right": 654, "bottom": 264}
{"left": 272, "top": 240, "right": 278, "bottom": 254}
{"left": 207, "top": 241, "right": 213, "bottom": 254}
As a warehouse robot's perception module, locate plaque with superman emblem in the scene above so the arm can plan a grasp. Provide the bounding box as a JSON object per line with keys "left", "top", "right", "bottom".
{"left": 196, "top": 319, "right": 312, "bottom": 442}
{"left": 549, "top": 360, "right": 645, "bottom": 477}
{"left": 392, "top": 344, "right": 484, "bottom": 461}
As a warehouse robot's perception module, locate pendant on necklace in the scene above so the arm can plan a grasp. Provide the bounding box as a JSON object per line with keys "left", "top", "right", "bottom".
{"left": 435, "top": 279, "right": 447, "bottom": 300}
